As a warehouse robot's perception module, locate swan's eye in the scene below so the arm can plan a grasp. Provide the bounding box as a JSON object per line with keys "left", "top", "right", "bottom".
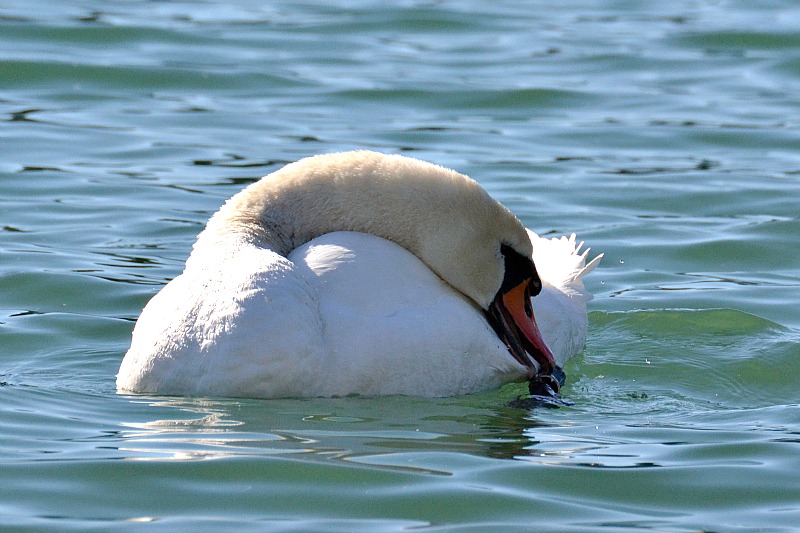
{"left": 530, "top": 277, "right": 542, "bottom": 295}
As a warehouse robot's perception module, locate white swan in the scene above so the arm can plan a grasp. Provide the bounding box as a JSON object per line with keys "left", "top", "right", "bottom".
{"left": 117, "top": 151, "right": 600, "bottom": 398}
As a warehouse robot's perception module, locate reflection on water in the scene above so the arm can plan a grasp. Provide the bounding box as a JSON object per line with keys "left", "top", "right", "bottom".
{"left": 116, "top": 395, "right": 550, "bottom": 466}
{"left": 115, "top": 386, "right": 800, "bottom": 480}
{"left": 114, "top": 394, "right": 661, "bottom": 470}
{"left": 118, "top": 397, "right": 308, "bottom": 462}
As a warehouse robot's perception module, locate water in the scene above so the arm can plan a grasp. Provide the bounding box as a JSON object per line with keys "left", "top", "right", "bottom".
{"left": 2, "top": 0, "right": 799, "bottom": 530}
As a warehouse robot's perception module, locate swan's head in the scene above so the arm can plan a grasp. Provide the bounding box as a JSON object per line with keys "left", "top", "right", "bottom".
{"left": 209, "top": 150, "right": 558, "bottom": 380}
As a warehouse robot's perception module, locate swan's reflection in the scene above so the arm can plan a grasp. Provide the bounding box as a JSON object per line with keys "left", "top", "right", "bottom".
{"left": 118, "top": 397, "right": 316, "bottom": 461}
{"left": 116, "top": 390, "right": 657, "bottom": 470}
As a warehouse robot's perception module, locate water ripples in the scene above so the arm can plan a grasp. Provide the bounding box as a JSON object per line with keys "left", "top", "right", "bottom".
{"left": 2, "top": 0, "right": 800, "bottom": 530}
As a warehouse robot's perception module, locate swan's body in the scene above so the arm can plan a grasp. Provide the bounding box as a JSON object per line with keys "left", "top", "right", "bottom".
{"left": 117, "top": 151, "right": 600, "bottom": 398}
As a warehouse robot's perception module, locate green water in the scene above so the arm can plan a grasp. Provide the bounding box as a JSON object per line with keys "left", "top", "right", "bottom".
{"left": 2, "top": 1, "right": 799, "bottom": 531}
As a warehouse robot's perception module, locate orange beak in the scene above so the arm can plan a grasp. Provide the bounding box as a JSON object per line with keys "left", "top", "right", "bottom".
{"left": 487, "top": 278, "right": 556, "bottom": 377}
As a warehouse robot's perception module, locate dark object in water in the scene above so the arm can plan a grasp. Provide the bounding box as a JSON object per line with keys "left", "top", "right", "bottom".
{"left": 508, "top": 365, "right": 573, "bottom": 409}
{"left": 529, "top": 365, "right": 566, "bottom": 395}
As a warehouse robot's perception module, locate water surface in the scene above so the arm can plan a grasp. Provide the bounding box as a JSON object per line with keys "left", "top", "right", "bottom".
{"left": 1, "top": 1, "right": 799, "bottom": 531}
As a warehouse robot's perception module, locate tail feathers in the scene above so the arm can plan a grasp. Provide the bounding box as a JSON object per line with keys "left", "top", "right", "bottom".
{"left": 527, "top": 231, "right": 603, "bottom": 302}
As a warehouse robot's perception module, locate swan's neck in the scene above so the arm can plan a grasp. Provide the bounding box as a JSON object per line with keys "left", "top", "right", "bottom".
{"left": 188, "top": 151, "right": 532, "bottom": 309}
{"left": 193, "top": 154, "right": 427, "bottom": 258}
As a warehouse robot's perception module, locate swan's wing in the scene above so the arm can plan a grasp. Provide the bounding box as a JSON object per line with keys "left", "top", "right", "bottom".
{"left": 291, "top": 232, "right": 526, "bottom": 396}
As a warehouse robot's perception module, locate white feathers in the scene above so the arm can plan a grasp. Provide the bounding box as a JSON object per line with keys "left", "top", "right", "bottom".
{"left": 528, "top": 230, "right": 603, "bottom": 366}
{"left": 117, "top": 152, "right": 601, "bottom": 398}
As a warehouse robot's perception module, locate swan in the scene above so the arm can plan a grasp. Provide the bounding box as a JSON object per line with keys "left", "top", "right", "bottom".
{"left": 117, "top": 151, "right": 601, "bottom": 398}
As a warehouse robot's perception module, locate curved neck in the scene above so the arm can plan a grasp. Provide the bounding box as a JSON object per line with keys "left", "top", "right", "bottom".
{"left": 190, "top": 151, "right": 532, "bottom": 309}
